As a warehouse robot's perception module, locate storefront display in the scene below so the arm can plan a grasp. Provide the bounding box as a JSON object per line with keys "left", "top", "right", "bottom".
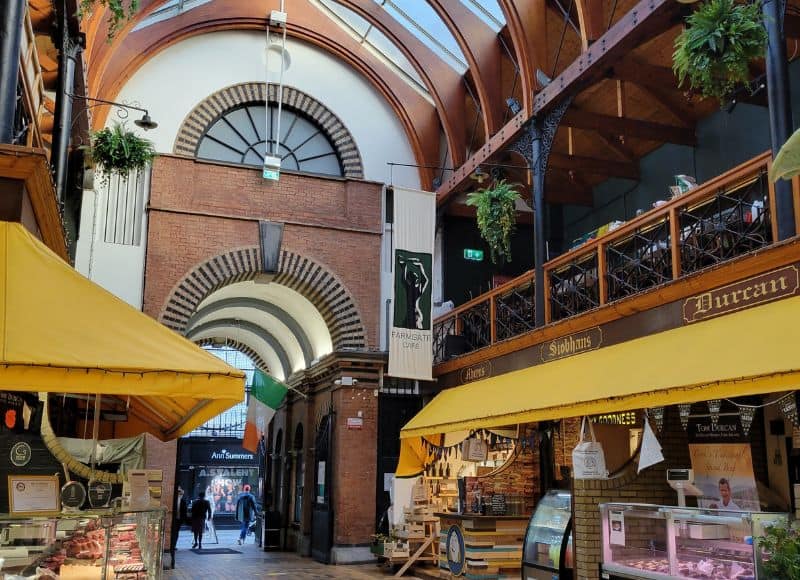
{"left": 0, "top": 508, "right": 165, "bottom": 579}
{"left": 599, "top": 502, "right": 786, "bottom": 579}
{"left": 522, "top": 489, "right": 574, "bottom": 579}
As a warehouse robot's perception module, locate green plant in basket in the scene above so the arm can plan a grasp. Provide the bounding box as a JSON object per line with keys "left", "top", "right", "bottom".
{"left": 673, "top": 0, "right": 767, "bottom": 102}
{"left": 465, "top": 179, "right": 521, "bottom": 264}
{"left": 79, "top": 0, "right": 140, "bottom": 40}
{"left": 87, "top": 122, "right": 156, "bottom": 185}
{"left": 758, "top": 522, "right": 800, "bottom": 579}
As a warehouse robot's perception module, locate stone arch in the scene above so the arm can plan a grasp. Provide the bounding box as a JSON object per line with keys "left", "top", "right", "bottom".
{"left": 159, "top": 246, "right": 367, "bottom": 351}
{"left": 173, "top": 82, "right": 363, "bottom": 179}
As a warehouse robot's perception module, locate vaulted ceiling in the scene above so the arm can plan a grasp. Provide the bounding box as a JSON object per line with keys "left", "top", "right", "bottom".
{"left": 77, "top": 0, "right": 786, "bottom": 208}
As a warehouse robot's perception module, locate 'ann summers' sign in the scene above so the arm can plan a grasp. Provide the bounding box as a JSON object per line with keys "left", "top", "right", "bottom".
{"left": 683, "top": 266, "right": 799, "bottom": 324}
{"left": 540, "top": 327, "right": 602, "bottom": 362}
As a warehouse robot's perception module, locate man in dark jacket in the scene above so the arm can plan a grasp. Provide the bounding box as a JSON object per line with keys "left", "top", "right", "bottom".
{"left": 235, "top": 485, "right": 258, "bottom": 545}
{"left": 169, "top": 486, "right": 188, "bottom": 568}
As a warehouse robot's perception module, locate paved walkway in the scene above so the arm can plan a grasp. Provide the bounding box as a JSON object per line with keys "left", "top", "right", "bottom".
{"left": 165, "top": 528, "right": 418, "bottom": 579}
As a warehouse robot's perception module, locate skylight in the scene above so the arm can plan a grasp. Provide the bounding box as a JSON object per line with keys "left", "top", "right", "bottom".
{"left": 132, "top": 0, "right": 213, "bottom": 32}
{"left": 459, "top": 0, "right": 505, "bottom": 32}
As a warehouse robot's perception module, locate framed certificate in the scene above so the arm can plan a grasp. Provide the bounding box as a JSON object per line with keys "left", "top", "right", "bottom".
{"left": 8, "top": 475, "right": 60, "bottom": 516}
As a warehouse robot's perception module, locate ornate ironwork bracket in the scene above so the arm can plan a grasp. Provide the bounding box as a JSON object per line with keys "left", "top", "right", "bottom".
{"left": 508, "top": 96, "right": 573, "bottom": 180}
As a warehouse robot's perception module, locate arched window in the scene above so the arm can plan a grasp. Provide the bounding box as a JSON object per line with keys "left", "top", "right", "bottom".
{"left": 196, "top": 103, "right": 343, "bottom": 177}
{"left": 293, "top": 423, "right": 304, "bottom": 523}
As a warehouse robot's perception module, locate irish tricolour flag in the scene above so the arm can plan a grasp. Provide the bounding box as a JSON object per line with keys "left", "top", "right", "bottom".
{"left": 242, "top": 370, "right": 288, "bottom": 452}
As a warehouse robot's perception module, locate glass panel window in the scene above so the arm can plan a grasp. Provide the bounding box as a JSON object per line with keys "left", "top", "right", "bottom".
{"left": 197, "top": 103, "right": 344, "bottom": 177}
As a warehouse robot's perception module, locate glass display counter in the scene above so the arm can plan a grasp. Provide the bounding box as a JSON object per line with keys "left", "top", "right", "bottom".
{"left": 0, "top": 508, "right": 165, "bottom": 579}
{"left": 522, "top": 489, "right": 574, "bottom": 580}
{"left": 599, "top": 503, "right": 787, "bottom": 580}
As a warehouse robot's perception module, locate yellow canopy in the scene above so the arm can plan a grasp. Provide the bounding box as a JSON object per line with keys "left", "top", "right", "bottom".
{"left": 401, "top": 294, "right": 800, "bottom": 439}
{"left": 0, "top": 221, "right": 245, "bottom": 439}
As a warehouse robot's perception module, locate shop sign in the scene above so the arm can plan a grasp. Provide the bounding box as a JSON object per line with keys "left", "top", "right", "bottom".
{"left": 209, "top": 448, "right": 255, "bottom": 462}
{"left": 346, "top": 417, "right": 363, "bottom": 430}
{"left": 9, "top": 441, "right": 32, "bottom": 467}
{"left": 683, "top": 265, "right": 799, "bottom": 324}
{"left": 458, "top": 361, "right": 492, "bottom": 385}
{"left": 540, "top": 327, "right": 602, "bottom": 362}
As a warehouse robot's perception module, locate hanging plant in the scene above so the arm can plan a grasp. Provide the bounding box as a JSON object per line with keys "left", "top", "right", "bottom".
{"left": 672, "top": 0, "right": 767, "bottom": 102}
{"left": 78, "top": 0, "right": 140, "bottom": 40}
{"left": 87, "top": 122, "right": 156, "bottom": 185}
{"left": 465, "top": 179, "right": 521, "bottom": 264}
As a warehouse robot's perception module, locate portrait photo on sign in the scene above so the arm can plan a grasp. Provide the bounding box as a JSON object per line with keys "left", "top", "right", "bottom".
{"left": 393, "top": 249, "right": 432, "bottom": 331}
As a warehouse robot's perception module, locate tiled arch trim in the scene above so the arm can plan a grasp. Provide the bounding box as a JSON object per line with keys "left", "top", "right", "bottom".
{"left": 159, "top": 247, "right": 367, "bottom": 350}
{"left": 194, "top": 337, "right": 271, "bottom": 375}
{"left": 173, "top": 82, "right": 364, "bottom": 179}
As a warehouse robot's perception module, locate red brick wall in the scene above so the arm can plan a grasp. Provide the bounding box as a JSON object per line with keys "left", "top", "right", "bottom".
{"left": 144, "top": 155, "right": 383, "bottom": 347}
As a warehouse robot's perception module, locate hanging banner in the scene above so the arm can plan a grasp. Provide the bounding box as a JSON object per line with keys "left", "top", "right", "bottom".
{"left": 388, "top": 186, "right": 436, "bottom": 380}
{"left": 688, "top": 413, "right": 760, "bottom": 511}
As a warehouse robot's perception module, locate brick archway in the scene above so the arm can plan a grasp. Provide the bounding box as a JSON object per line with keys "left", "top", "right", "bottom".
{"left": 173, "top": 82, "right": 363, "bottom": 179}
{"left": 159, "top": 247, "right": 367, "bottom": 350}
{"left": 194, "top": 337, "right": 271, "bottom": 374}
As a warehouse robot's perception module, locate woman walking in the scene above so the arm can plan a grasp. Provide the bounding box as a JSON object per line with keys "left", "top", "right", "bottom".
{"left": 190, "top": 490, "right": 212, "bottom": 549}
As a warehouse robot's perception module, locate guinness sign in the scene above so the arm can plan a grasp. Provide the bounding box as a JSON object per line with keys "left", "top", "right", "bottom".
{"left": 683, "top": 266, "right": 799, "bottom": 324}
{"left": 541, "top": 327, "right": 602, "bottom": 362}
{"left": 459, "top": 361, "right": 492, "bottom": 385}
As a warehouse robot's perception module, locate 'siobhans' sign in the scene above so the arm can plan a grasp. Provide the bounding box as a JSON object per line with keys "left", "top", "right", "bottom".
{"left": 540, "top": 327, "right": 602, "bottom": 362}
{"left": 683, "top": 266, "right": 799, "bottom": 324}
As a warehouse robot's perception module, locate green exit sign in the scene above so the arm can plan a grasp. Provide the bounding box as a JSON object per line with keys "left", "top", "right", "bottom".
{"left": 262, "top": 167, "right": 280, "bottom": 181}
{"left": 463, "top": 248, "right": 484, "bottom": 261}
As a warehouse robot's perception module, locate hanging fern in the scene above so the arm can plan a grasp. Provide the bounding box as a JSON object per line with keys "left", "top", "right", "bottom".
{"left": 88, "top": 122, "right": 156, "bottom": 185}
{"left": 78, "top": 0, "right": 140, "bottom": 40}
{"left": 673, "top": 0, "right": 767, "bottom": 101}
{"left": 465, "top": 179, "right": 521, "bottom": 264}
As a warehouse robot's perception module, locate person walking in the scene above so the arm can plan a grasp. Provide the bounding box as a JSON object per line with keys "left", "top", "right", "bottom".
{"left": 190, "top": 490, "right": 212, "bottom": 550}
{"left": 235, "top": 484, "right": 258, "bottom": 545}
{"left": 169, "top": 486, "right": 188, "bottom": 568}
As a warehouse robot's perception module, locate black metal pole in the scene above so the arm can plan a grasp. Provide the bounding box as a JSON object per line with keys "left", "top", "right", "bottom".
{"left": 539, "top": 423, "right": 555, "bottom": 492}
{"left": 52, "top": 38, "right": 78, "bottom": 204}
{"left": 0, "top": 0, "right": 25, "bottom": 143}
{"left": 532, "top": 122, "right": 546, "bottom": 327}
{"left": 763, "top": 0, "right": 796, "bottom": 240}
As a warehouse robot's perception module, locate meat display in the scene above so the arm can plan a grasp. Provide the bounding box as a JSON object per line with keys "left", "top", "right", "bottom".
{"left": 618, "top": 557, "right": 756, "bottom": 579}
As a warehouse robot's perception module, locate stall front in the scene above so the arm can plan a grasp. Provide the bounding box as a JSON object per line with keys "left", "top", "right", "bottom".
{"left": 0, "top": 222, "right": 246, "bottom": 579}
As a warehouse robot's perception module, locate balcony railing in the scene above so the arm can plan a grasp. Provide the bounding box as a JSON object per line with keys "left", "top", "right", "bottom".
{"left": 434, "top": 151, "right": 790, "bottom": 364}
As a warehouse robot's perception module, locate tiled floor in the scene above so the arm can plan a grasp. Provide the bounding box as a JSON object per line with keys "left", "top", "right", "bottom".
{"left": 165, "top": 528, "right": 417, "bottom": 579}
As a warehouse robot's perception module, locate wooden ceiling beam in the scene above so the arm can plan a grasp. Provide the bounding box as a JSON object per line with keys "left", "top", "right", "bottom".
{"left": 549, "top": 152, "right": 640, "bottom": 179}
{"left": 575, "top": 0, "right": 605, "bottom": 50}
{"left": 534, "top": 0, "right": 680, "bottom": 114}
{"left": 498, "top": 0, "right": 547, "bottom": 114}
{"left": 562, "top": 109, "right": 696, "bottom": 145}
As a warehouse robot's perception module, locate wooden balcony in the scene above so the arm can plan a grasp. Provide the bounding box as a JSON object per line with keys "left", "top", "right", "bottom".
{"left": 433, "top": 151, "right": 800, "bottom": 373}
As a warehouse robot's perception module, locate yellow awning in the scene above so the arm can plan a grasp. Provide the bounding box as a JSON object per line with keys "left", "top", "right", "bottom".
{"left": 0, "top": 221, "right": 245, "bottom": 439}
{"left": 401, "top": 294, "right": 800, "bottom": 438}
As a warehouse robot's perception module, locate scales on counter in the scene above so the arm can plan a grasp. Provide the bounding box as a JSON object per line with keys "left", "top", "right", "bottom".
{"left": 667, "top": 468, "right": 704, "bottom": 507}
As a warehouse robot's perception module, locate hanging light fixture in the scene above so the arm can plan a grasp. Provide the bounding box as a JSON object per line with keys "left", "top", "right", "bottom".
{"left": 708, "top": 399, "right": 722, "bottom": 427}
{"left": 678, "top": 403, "right": 692, "bottom": 431}
{"left": 470, "top": 166, "right": 489, "bottom": 184}
{"left": 650, "top": 407, "right": 665, "bottom": 432}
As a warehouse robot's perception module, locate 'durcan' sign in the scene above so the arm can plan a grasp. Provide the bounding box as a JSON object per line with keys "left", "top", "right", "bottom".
{"left": 683, "top": 266, "right": 799, "bottom": 324}
{"left": 540, "top": 327, "right": 602, "bottom": 362}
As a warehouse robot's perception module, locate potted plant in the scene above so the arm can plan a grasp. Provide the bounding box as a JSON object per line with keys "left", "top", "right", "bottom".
{"left": 757, "top": 522, "right": 800, "bottom": 579}
{"left": 87, "top": 122, "right": 156, "bottom": 186}
{"left": 79, "top": 0, "right": 140, "bottom": 39}
{"left": 370, "top": 533, "right": 394, "bottom": 556}
{"left": 673, "top": 0, "right": 767, "bottom": 102}
{"left": 465, "top": 179, "right": 521, "bottom": 264}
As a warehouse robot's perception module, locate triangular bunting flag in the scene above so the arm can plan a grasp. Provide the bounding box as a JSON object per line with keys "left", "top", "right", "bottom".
{"left": 638, "top": 416, "right": 665, "bottom": 474}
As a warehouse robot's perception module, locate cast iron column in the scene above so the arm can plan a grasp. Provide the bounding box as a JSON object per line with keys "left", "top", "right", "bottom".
{"left": 52, "top": 35, "right": 79, "bottom": 203}
{"left": 763, "top": 0, "right": 796, "bottom": 239}
{"left": 0, "top": 0, "right": 25, "bottom": 143}
{"left": 509, "top": 98, "right": 573, "bottom": 327}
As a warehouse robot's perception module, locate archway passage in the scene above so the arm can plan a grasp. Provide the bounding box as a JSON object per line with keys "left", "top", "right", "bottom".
{"left": 160, "top": 247, "right": 367, "bottom": 360}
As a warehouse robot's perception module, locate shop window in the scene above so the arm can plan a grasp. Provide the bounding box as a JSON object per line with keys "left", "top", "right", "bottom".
{"left": 196, "top": 103, "right": 343, "bottom": 177}
{"left": 293, "top": 424, "right": 304, "bottom": 523}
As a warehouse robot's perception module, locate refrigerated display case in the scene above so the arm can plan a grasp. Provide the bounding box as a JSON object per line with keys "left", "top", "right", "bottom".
{"left": 522, "top": 489, "right": 574, "bottom": 580}
{"left": 0, "top": 508, "right": 165, "bottom": 579}
{"left": 599, "top": 502, "right": 787, "bottom": 579}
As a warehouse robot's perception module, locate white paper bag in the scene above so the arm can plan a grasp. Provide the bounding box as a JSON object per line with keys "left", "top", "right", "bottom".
{"left": 463, "top": 438, "right": 488, "bottom": 462}
{"left": 572, "top": 417, "right": 608, "bottom": 479}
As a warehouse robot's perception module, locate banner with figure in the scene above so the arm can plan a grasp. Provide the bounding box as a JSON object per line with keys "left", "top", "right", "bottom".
{"left": 388, "top": 186, "right": 436, "bottom": 380}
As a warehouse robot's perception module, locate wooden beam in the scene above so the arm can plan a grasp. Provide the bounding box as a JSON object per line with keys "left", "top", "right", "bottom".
{"left": 549, "top": 153, "right": 640, "bottom": 179}
{"left": 575, "top": 0, "right": 605, "bottom": 50}
{"left": 534, "top": 0, "right": 680, "bottom": 114}
{"left": 613, "top": 59, "right": 679, "bottom": 91}
{"left": 562, "top": 109, "right": 696, "bottom": 145}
